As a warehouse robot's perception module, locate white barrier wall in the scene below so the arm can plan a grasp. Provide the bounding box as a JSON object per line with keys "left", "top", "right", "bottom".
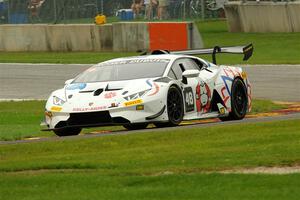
{"left": 0, "top": 22, "right": 203, "bottom": 52}
{"left": 225, "top": 2, "right": 300, "bottom": 32}
{"left": 0, "top": 24, "right": 113, "bottom": 51}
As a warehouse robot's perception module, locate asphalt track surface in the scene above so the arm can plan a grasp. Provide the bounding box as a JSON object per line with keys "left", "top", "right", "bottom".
{"left": 0, "top": 63, "right": 300, "bottom": 101}
{"left": 1, "top": 112, "right": 300, "bottom": 145}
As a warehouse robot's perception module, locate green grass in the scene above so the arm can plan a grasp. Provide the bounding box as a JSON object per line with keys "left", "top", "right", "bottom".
{"left": 0, "top": 101, "right": 125, "bottom": 141}
{"left": 1, "top": 173, "right": 300, "bottom": 200}
{"left": 197, "top": 20, "right": 300, "bottom": 64}
{"left": 0, "top": 52, "right": 136, "bottom": 64}
{"left": 0, "top": 99, "right": 287, "bottom": 141}
{"left": 250, "top": 99, "right": 287, "bottom": 114}
{"left": 1, "top": 120, "right": 300, "bottom": 173}
{"left": 1, "top": 120, "right": 300, "bottom": 199}
{"left": 0, "top": 20, "right": 299, "bottom": 64}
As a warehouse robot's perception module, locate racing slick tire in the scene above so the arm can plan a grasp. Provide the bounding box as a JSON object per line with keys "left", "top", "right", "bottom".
{"left": 220, "top": 78, "right": 248, "bottom": 121}
{"left": 123, "top": 123, "right": 149, "bottom": 130}
{"left": 53, "top": 127, "right": 82, "bottom": 137}
{"left": 154, "top": 85, "right": 184, "bottom": 127}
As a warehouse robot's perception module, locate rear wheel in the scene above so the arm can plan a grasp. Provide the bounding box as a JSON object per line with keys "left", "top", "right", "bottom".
{"left": 154, "top": 85, "right": 184, "bottom": 128}
{"left": 123, "top": 123, "right": 148, "bottom": 130}
{"left": 220, "top": 78, "right": 248, "bottom": 121}
{"left": 53, "top": 127, "right": 82, "bottom": 137}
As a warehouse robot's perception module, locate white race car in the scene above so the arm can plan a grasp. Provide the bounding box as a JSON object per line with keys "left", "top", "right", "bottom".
{"left": 42, "top": 44, "right": 253, "bottom": 136}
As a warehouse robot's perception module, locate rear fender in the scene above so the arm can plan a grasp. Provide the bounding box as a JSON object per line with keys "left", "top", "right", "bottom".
{"left": 214, "top": 66, "right": 250, "bottom": 112}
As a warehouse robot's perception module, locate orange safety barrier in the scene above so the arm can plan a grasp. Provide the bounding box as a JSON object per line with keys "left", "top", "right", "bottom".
{"left": 148, "top": 23, "right": 188, "bottom": 51}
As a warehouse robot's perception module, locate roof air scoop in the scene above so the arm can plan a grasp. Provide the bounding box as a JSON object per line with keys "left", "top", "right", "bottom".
{"left": 151, "top": 50, "right": 170, "bottom": 55}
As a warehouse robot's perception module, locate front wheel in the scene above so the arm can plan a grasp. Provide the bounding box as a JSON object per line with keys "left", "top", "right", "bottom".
{"left": 155, "top": 86, "right": 184, "bottom": 128}
{"left": 220, "top": 78, "right": 248, "bottom": 121}
{"left": 53, "top": 127, "right": 82, "bottom": 137}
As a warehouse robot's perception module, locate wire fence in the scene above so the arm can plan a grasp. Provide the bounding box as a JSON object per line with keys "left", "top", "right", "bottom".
{"left": 0, "top": 0, "right": 228, "bottom": 24}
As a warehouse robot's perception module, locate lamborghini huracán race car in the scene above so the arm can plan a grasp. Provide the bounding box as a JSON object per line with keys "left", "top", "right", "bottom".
{"left": 41, "top": 44, "right": 253, "bottom": 136}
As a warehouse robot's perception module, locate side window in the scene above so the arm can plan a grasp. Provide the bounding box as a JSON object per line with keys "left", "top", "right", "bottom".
{"left": 168, "top": 58, "right": 205, "bottom": 80}
{"left": 192, "top": 58, "right": 207, "bottom": 70}
{"left": 183, "top": 59, "right": 202, "bottom": 70}
{"left": 170, "top": 60, "right": 184, "bottom": 80}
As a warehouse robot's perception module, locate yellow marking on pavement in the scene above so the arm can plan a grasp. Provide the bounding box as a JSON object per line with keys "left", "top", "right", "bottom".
{"left": 247, "top": 113, "right": 281, "bottom": 118}
{"left": 89, "top": 130, "right": 111, "bottom": 134}
{"left": 24, "top": 137, "right": 42, "bottom": 140}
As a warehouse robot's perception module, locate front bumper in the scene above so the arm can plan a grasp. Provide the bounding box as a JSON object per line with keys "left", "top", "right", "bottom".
{"left": 42, "top": 98, "right": 167, "bottom": 130}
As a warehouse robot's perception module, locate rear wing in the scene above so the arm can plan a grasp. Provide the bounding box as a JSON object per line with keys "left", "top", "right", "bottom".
{"left": 150, "top": 44, "right": 254, "bottom": 65}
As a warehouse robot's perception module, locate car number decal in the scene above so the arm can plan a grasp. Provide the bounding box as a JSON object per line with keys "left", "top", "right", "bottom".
{"left": 183, "top": 87, "right": 195, "bottom": 112}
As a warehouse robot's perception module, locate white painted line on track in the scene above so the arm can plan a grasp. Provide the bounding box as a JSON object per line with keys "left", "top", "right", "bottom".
{"left": 0, "top": 99, "right": 46, "bottom": 102}
{"left": 0, "top": 63, "right": 91, "bottom": 66}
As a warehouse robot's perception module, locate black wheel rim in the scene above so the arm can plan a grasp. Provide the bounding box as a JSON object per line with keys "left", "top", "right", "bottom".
{"left": 167, "top": 88, "right": 183, "bottom": 123}
{"left": 233, "top": 81, "right": 247, "bottom": 116}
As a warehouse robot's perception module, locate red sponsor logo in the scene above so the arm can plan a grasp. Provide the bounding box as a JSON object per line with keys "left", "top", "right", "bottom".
{"left": 104, "top": 92, "right": 117, "bottom": 99}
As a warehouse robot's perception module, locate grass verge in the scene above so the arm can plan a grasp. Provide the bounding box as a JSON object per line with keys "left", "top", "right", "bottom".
{"left": 1, "top": 119, "right": 300, "bottom": 173}
{"left": 0, "top": 51, "right": 136, "bottom": 64}
{"left": 1, "top": 119, "right": 300, "bottom": 199}
{"left": 0, "top": 20, "right": 299, "bottom": 64}
{"left": 0, "top": 99, "right": 287, "bottom": 141}
{"left": 197, "top": 20, "right": 300, "bottom": 64}
{"left": 1, "top": 172, "right": 300, "bottom": 200}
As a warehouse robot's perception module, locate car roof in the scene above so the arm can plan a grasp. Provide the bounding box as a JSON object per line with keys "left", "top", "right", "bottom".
{"left": 102, "top": 54, "right": 187, "bottom": 63}
{"left": 95, "top": 54, "right": 212, "bottom": 69}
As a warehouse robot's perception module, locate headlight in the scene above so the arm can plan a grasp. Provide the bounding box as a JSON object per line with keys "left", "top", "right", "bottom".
{"left": 123, "top": 89, "right": 150, "bottom": 101}
{"left": 53, "top": 96, "right": 66, "bottom": 106}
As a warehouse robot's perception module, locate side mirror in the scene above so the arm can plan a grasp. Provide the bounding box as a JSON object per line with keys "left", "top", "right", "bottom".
{"left": 182, "top": 70, "right": 200, "bottom": 79}
{"left": 65, "top": 79, "right": 74, "bottom": 85}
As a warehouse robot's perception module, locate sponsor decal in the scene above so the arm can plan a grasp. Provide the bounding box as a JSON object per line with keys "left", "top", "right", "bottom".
{"left": 195, "top": 81, "right": 211, "bottom": 113}
{"left": 72, "top": 106, "right": 107, "bottom": 112}
{"left": 136, "top": 105, "right": 144, "bottom": 110}
{"left": 219, "top": 107, "right": 225, "bottom": 115}
{"left": 66, "top": 83, "right": 87, "bottom": 90}
{"left": 98, "top": 59, "right": 170, "bottom": 67}
{"left": 127, "top": 59, "right": 169, "bottom": 64}
{"left": 109, "top": 103, "right": 119, "bottom": 108}
{"left": 50, "top": 106, "right": 62, "bottom": 112}
{"left": 124, "top": 99, "right": 143, "bottom": 107}
{"left": 104, "top": 92, "right": 117, "bottom": 99}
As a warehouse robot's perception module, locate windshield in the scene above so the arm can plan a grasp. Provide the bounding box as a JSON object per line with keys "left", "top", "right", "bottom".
{"left": 73, "top": 59, "right": 170, "bottom": 83}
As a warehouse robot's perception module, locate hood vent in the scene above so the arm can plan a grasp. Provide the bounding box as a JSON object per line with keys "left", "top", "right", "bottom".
{"left": 105, "top": 84, "right": 123, "bottom": 91}
{"left": 79, "top": 90, "right": 94, "bottom": 93}
{"left": 94, "top": 88, "right": 104, "bottom": 96}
